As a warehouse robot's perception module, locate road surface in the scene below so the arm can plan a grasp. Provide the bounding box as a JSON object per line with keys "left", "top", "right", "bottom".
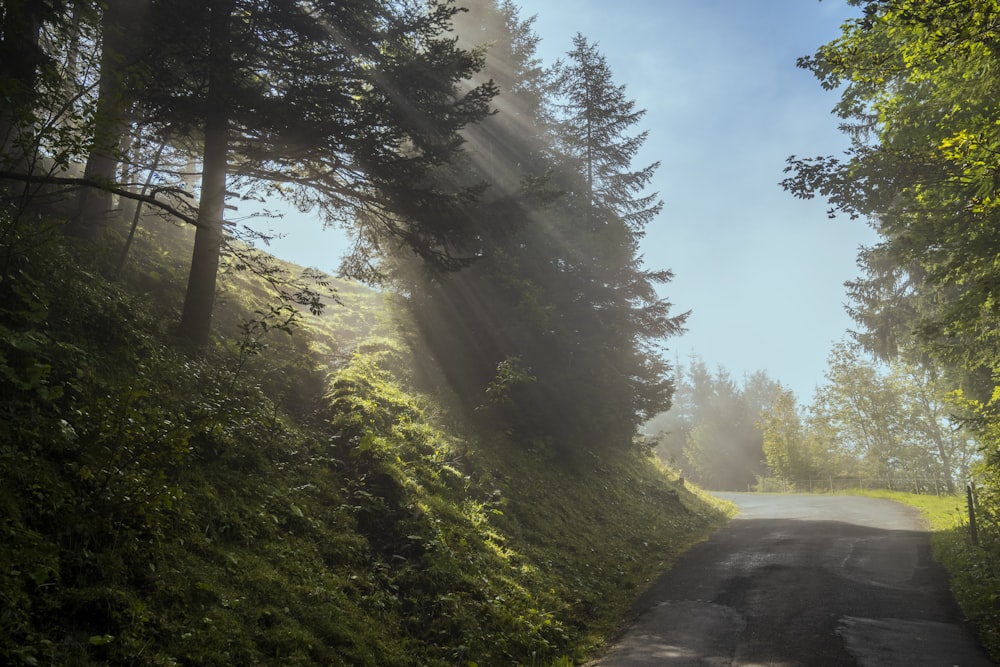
{"left": 589, "top": 493, "right": 994, "bottom": 666}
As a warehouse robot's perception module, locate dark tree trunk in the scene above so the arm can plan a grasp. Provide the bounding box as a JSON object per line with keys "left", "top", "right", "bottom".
{"left": 115, "top": 141, "right": 165, "bottom": 277}
{"left": 178, "top": 0, "right": 232, "bottom": 346}
{"left": 179, "top": 116, "right": 227, "bottom": 345}
{"left": 72, "top": 0, "right": 143, "bottom": 239}
{"left": 0, "top": 0, "right": 45, "bottom": 170}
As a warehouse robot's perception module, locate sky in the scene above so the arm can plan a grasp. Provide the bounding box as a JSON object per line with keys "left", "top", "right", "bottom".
{"left": 258, "top": 0, "right": 878, "bottom": 403}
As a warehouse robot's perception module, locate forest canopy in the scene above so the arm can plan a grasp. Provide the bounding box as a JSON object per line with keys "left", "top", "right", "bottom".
{"left": 0, "top": 0, "right": 686, "bottom": 450}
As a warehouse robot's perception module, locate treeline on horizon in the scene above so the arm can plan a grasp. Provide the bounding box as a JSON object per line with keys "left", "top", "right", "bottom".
{"left": 0, "top": 0, "right": 686, "bottom": 451}
{"left": 649, "top": 349, "right": 980, "bottom": 495}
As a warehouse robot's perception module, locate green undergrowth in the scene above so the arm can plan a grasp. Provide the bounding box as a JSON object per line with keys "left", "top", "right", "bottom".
{"left": 0, "top": 214, "right": 730, "bottom": 665}
{"left": 852, "top": 489, "right": 1000, "bottom": 661}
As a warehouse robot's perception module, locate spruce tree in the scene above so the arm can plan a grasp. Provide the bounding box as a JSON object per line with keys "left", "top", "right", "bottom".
{"left": 537, "top": 33, "right": 686, "bottom": 445}
{"left": 550, "top": 34, "right": 662, "bottom": 233}
{"left": 72, "top": 0, "right": 151, "bottom": 239}
{"left": 393, "top": 10, "right": 686, "bottom": 449}
{"left": 0, "top": 0, "right": 495, "bottom": 345}
{"left": 382, "top": 0, "right": 552, "bottom": 404}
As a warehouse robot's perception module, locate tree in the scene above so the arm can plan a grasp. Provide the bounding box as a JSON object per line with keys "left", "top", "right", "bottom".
{"left": 682, "top": 369, "right": 777, "bottom": 490}
{"left": 0, "top": 0, "right": 78, "bottom": 166}
{"left": 71, "top": 0, "right": 150, "bottom": 239}
{"left": 646, "top": 356, "right": 703, "bottom": 470}
{"left": 0, "top": 2, "right": 203, "bottom": 237}
{"left": 154, "top": 0, "right": 496, "bottom": 344}
{"left": 783, "top": 0, "right": 998, "bottom": 490}
{"left": 380, "top": 0, "right": 554, "bottom": 418}
{"left": 890, "top": 360, "right": 979, "bottom": 492}
{"left": 388, "top": 10, "right": 686, "bottom": 449}
{"left": 808, "top": 340, "right": 978, "bottom": 491}
{"left": 811, "top": 341, "right": 907, "bottom": 483}
{"left": 532, "top": 33, "right": 684, "bottom": 444}
{"left": 649, "top": 359, "right": 779, "bottom": 489}
{"left": 0, "top": 0, "right": 112, "bottom": 209}
{"left": 1, "top": 0, "right": 496, "bottom": 345}
{"left": 549, "top": 33, "right": 661, "bottom": 234}
{"left": 176, "top": 0, "right": 232, "bottom": 344}
{"left": 760, "top": 387, "right": 814, "bottom": 486}
{"left": 782, "top": 0, "right": 1000, "bottom": 404}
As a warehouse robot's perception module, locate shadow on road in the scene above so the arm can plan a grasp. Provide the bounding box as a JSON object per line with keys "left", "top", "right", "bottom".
{"left": 591, "top": 498, "right": 994, "bottom": 666}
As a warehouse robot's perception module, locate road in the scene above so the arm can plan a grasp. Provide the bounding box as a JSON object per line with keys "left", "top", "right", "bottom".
{"left": 589, "top": 493, "right": 995, "bottom": 666}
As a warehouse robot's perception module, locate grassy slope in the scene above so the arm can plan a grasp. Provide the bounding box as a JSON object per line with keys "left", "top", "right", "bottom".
{"left": 0, "top": 215, "right": 731, "bottom": 665}
{"left": 849, "top": 490, "right": 1000, "bottom": 661}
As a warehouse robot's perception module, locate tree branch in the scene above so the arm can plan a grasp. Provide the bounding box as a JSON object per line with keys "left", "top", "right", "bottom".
{"left": 0, "top": 170, "right": 202, "bottom": 228}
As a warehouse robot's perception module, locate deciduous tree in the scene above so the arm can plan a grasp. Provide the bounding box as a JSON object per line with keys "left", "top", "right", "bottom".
{"left": 809, "top": 341, "right": 977, "bottom": 491}
{"left": 760, "top": 387, "right": 814, "bottom": 485}
{"left": 783, "top": 0, "right": 998, "bottom": 490}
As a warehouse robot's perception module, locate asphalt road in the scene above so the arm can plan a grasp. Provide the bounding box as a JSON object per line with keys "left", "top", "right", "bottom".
{"left": 589, "top": 493, "right": 995, "bottom": 666}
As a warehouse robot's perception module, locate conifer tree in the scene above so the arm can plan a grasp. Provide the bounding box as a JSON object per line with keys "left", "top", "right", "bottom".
{"left": 0, "top": 0, "right": 495, "bottom": 345}
{"left": 393, "top": 10, "right": 686, "bottom": 449}
{"left": 0, "top": 0, "right": 74, "bottom": 166}
{"left": 383, "top": 0, "right": 552, "bottom": 415}
{"left": 71, "top": 0, "right": 150, "bottom": 239}
{"left": 549, "top": 34, "right": 662, "bottom": 231}
{"left": 537, "top": 33, "right": 685, "bottom": 444}
{"left": 58, "top": 0, "right": 490, "bottom": 344}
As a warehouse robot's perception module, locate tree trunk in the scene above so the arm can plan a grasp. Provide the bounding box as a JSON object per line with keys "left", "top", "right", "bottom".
{"left": 179, "top": 119, "right": 226, "bottom": 345}
{"left": 178, "top": 0, "right": 232, "bottom": 346}
{"left": 115, "top": 141, "right": 165, "bottom": 278}
{"left": 937, "top": 441, "right": 956, "bottom": 494}
{"left": 0, "top": 0, "right": 45, "bottom": 171}
{"left": 117, "top": 131, "right": 141, "bottom": 224}
{"left": 72, "top": 0, "right": 140, "bottom": 239}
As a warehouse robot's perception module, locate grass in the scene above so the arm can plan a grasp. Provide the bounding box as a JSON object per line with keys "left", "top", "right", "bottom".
{"left": 0, "top": 212, "right": 733, "bottom": 665}
{"left": 843, "top": 489, "right": 968, "bottom": 531}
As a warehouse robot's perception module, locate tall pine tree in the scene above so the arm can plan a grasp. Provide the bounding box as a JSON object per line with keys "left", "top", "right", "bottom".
{"left": 391, "top": 11, "right": 686, "bottom": 450}
{"left": 537, "top": 33, "right": 686, "bottom": 445}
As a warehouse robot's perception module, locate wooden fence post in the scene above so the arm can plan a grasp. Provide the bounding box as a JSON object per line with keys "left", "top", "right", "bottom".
{"left": 967, "top": 482, "right": 979, "bottom": 546}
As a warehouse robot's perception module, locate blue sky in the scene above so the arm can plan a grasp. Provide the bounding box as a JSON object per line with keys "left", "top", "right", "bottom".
{"left": 260, "top": 0, "right": 876, "bottom": 403}
{"left": 515, "top": 0, "right": 876, "bottom": 401}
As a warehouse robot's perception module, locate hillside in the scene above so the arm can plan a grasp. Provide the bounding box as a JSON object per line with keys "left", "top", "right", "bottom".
{"left": 0, "top": 214, "right": 731, "bottom": 665}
